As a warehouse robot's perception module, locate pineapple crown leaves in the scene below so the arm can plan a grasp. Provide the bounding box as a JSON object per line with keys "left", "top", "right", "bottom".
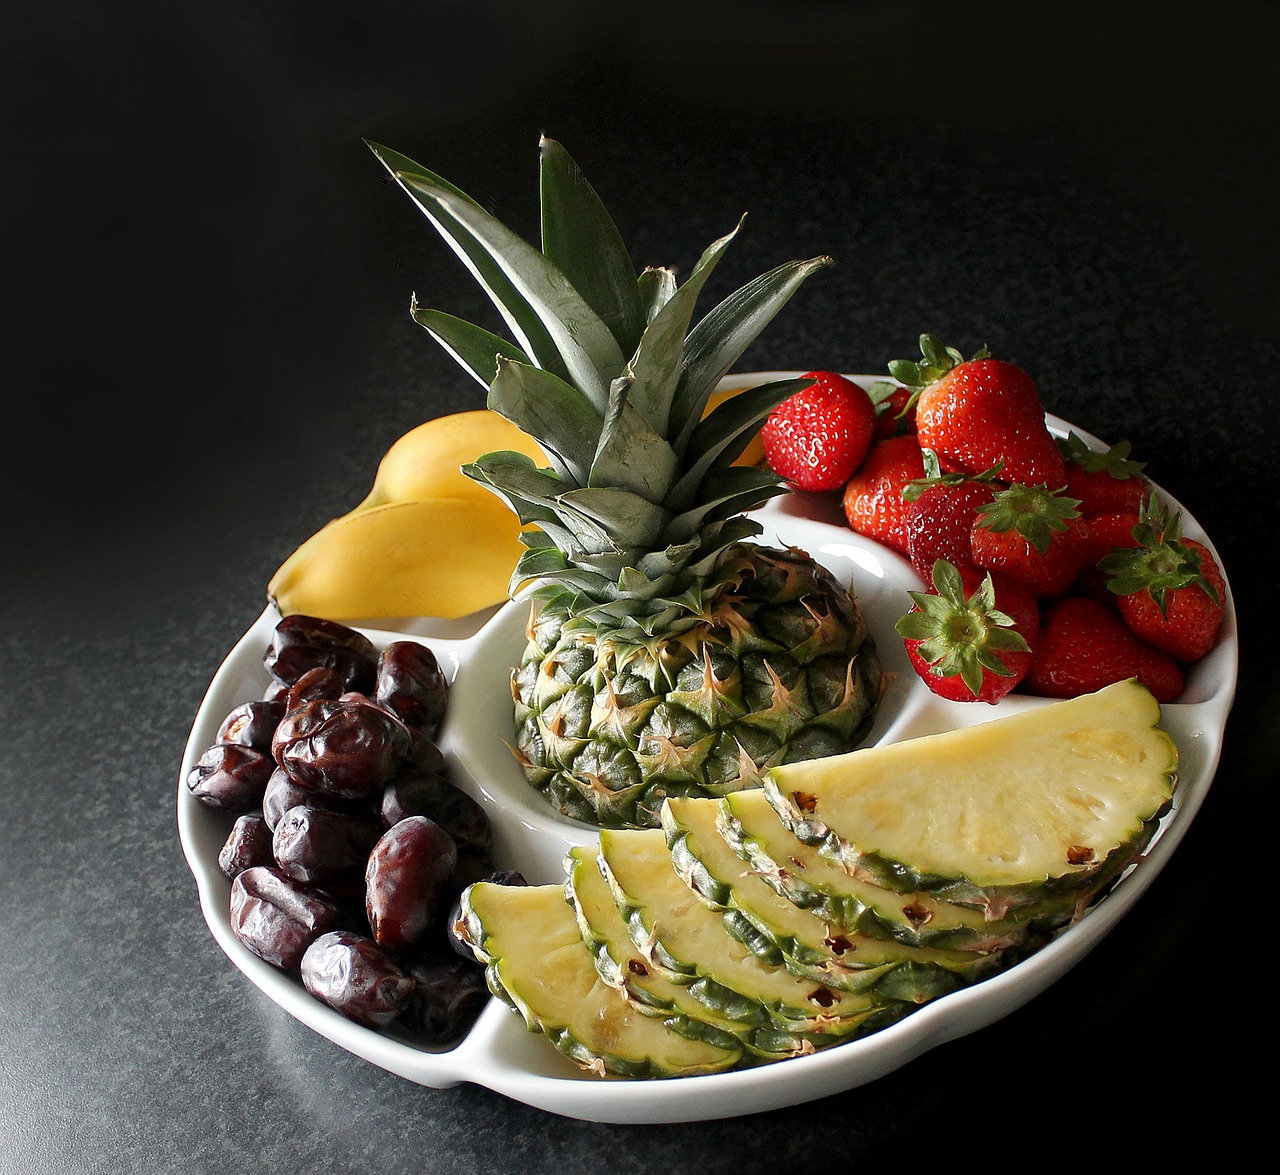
{"left": 972, "top": 481, "right": 1081, "bottom": 554}
{"left": 901, "top": 448, "right": 1005, "bottom": 504}
{"left": 369, "top": 136, "right": 831, "bottom": 600}
{"left": 895, "top": 560, "right": 1032, "bottom": 697}
{"left": 1097, "top": 496, "right": 1221, "bottom": 612}
{"left": 1058, "top": 431, "right": 1146, "bottom": 480}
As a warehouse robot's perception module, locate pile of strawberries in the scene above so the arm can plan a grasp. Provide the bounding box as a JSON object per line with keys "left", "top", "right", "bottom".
{"left": 760, "top": 337, "right": 1227, "bottom": 704}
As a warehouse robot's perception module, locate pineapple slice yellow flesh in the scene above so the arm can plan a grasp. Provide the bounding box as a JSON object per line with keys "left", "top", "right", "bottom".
{"left": 661, "top": 795, "right": 1003, "bottom": 998}
{"left": 565, "top": 847, "right": 826, "bottom": 1062}
{"left": 597, "top": 828, "right": 899, "bottom": 1038}
{"left": 718, "top": 788, "right": 1062, "bottom": 950}
{"left": 566, "top": 846, "right": 761, "bottom": 1031}
{"left": 460, "top": 881, "right": 741, "bottom": 1078}
{"left": 764, "top": 680, "right": 1177, "bottom": 901}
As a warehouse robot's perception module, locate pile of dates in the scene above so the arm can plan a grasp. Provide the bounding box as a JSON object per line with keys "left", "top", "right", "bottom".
{"left": 187, "top": 613, "right": 518, "bottom": 1046}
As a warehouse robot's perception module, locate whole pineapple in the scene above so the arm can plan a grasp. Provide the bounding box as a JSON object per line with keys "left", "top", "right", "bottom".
{"left": 370, "top": 138, "right": 882, "bottom": 828}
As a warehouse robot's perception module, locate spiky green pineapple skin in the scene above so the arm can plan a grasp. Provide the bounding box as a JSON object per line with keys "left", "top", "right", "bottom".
{"left": 372, "top": 137, "right": 883, "bottom": 833}
{"left": 512, "top": 543, "right": 882, "bottom": 829}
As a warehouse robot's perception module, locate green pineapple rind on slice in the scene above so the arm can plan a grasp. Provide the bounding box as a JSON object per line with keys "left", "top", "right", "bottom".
{"left": 763, "top": 680, "right": 1178, "bottom": 913}
{"left": 660, "top": 796, "right": 1003, "bottom": 1002}
{"left": 718, "top": 788, "right": 1072, "bottom": 951}
{"left": 457, "top": 880, "right": 743, "bottom": 1078}
{"left": 564, "top": 847, "right": 824, "bottom": 1063}
{"left": 596, "top": 828, "right": 907, "bottom": 1044}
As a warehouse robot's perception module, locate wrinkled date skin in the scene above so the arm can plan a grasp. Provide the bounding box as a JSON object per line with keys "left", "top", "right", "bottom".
{"left": 262, "top": 766, "right": 359, "bottom": 831}
{"left": 366, "top": 816, "right": 458, "bottom": 950}
{"left": 216, "top": 699, "right": 286, "bottom": 753}
{"left": 229, "top": 866, "right": 343, "bottom": 970}
{"left": 375, "top": 641, "right": 449, "bottom": 735}
{"left": 218, "top": 812, "right": 275, "bottom": 879}
{"left": 207, "top": 614, "right": 497, "bottom": 1051}
{"left": 380, "top": 771, "right": 491, "bottom": 856}
{"left": 188, "top": 743, "right": 276, "bottom": 811}
{"left": 301, "top": 930, "right": 417, "bottom": 1028}
{"left": 397, "top": 944, "right": 490, "bottom": 1045}
{"left": 264, "top": 614, "right": 378, "bottom": 694}
{"left": 272, "top": 804, "right": 382, "bottom": 889}
{"left": 272, "top": 696, "right": 408, "bottom": 800}
{"left": 400, "top": 728, "right": 449, "bottom": 781}
{"left": 264, "top": 665, "right": 347, "bottom": 710}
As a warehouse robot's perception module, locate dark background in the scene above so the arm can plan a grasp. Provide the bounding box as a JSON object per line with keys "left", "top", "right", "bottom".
{"left": 3, "top": 1, "right": 1273, "bottom": 1171}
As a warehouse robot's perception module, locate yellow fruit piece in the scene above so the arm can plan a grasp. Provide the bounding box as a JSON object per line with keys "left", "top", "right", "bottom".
{"left": 704, "top": 385, "right": 765, "bottom": 468}
{"left": 268, "top": 495, "right": 525, "bottom": 621}
{"left": 268, "top": 394, "right": 759, "bottom": 625}
{"left": 354, "top": 410, "right": 546, "bottom": 511}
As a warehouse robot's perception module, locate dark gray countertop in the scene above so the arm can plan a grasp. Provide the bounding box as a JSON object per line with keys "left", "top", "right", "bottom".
{"left": 4, "top": 2, "right": 1273, "bottom": 1170}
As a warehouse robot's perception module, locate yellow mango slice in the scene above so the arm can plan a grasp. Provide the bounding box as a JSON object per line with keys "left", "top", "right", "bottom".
{"left": 354, "top": 410, "right": 546, "bottom": 511}
{"left": 267, "top": 495, "right": 525, "bottom": 621}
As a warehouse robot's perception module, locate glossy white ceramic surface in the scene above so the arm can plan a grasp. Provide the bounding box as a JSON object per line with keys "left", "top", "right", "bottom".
{"left": 178, "top": 382, "right": 1237, "bottom": 1123}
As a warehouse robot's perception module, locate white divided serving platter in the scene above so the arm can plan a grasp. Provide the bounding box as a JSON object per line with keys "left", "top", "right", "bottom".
{"left": 178, "top": 389, "right": 1238, "bottom": 1124}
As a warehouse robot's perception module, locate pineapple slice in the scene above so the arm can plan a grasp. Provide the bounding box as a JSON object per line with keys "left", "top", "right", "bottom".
{"left": 458, "top": 880, "right": 741, "bottom": 1078}
{"left": 719, "top": 788, "right": 1074, "bottom": 951}
{"left": 764, "top": 680, "right": 1177, "bottom": 913}
{"left": 565, "top": 847, "right": 828, "bottom": 1063}
{"left": 597, "top": 828, "right": 907, "bottom": 1044}
{"left": 661, "top": 796, "right": 1005, "bottom": 1002}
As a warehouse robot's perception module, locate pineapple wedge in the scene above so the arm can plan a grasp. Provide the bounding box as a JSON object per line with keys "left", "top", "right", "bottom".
{"left": 763, "top": 680, "right": 1177, "bottom": 913}
{"left": 661, "top": 796, "right": 1005, "bottom": 1001}
{"left": 718, "top": 788, "right": 1074, "bottom": 951}
{"left": 457, "top": 679, "right": 1179, "bottom": 1079}
{"left": 565, "top": 846, "right": 828, "bottom": 1063}
{"left": 458, "top": 880, "right": 742, "bottom": 1078}
{"left": 597, "top": 828, "right": 907, "bottom": 1044}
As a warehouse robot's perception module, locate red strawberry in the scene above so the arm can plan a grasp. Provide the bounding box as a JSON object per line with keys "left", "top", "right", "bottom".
{"left": 841, "top": 433, "right": 926, "bottom": 555}
{"left": 1073, "top": 511, "right": 1143, "bottom": 600}
{"left": 762, "top": 371, "right": 876, "bottom": 492}
{"left": 896, "top": 560, "right": 1039, "bottom": 704}
{"left": 970, "top": 482, "right": 1089, "bottom": 598}
{"left": 1059, "top": 431, "right": 1149, "bottom": 517}
{"left": 888, "top": 335, "right": 1065, "bottom": 486}
{"left": 1099, "top": 499, "right": 1227, "bottom": 662}
{"left": 901, "top": 452, "right": 1003, "bottom": 581}
{"left": 867, "top": 379, "right": 917, "bottom": 439}
{"left": 1024, "top": 596, "right": 1184, "bottom": 703}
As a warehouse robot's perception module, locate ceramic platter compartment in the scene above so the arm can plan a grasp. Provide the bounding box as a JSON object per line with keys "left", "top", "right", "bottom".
{"left": 179, "top": 378, "right": 1238, "bottom": 1124}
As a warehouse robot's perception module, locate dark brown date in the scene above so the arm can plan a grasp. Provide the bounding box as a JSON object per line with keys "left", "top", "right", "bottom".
{"left": 272, "top": 804, "right": 381, "bottom": 888}
{"left": 229, "top": 866, "right": 343, "bottom": 970}
{"left": 375, "top": 641, "right": 448, "bottom": 735}
{"left": 365, "top": 817, "right": 457, "bottom": 950}
{"left": 216, "top": 699, "right": 286, "bottom": 753}
{"left": 396, "top": 944, "right": 489, "bottom": 1045}
{"left": 401, "top": 729, "right": 448, "bottom": 779}
{"left": 264, "top": 614, "right": 378, "bottom": 694}
{"left": 269, "top": 665, "right": 347, "bottom": 711}
{"left": 187, "top": 743, "right": 276, "bottom": 811}
{"left": 271, "top": 696, "right": 408, "bottom": 800}
{"left": 262, "top": 766, "right": 312, "bottom": 830}
{"left": 218, "top": 620, "right": 491, "bottom": 1052}
{"left": 262, "top": 766, "right": 363, "bottom": 831}
{"left": 300, "top": 931, "right": 417, "bottom": 1028}
{"left": 218, "top": 812, "right": 274, "bottom": 879}
{"left": 449, "top": 848, "right": 499, "bottom": 891}
{"left": 380, "top": 772, "right": 491, "bottom": 855}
